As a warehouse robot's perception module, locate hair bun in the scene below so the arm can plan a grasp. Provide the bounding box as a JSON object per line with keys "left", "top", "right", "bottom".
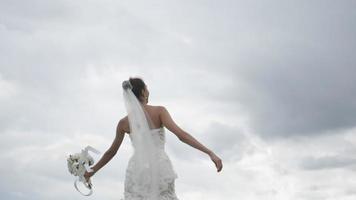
{"left": 122, "top": 80, "right": 133, "bottom": 90}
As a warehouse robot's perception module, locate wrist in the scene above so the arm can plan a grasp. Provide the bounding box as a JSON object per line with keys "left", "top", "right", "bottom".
{"left": 207, "top": 150, "right": 213, "bottom": 156}
{"left": 90, "top": 167, "right": 97, "bottom": 174}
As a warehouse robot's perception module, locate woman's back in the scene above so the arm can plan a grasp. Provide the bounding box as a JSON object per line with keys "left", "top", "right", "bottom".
{"left": 121, "top": 105, "right": 164, "bottom": 134}
{"left": 142, "top": 105, "right": 163, "bottom": 129}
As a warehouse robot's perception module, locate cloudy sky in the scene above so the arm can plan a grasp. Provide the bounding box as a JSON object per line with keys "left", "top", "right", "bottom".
{"left": 1, "top": 0, "right": 356, "bottom": 199}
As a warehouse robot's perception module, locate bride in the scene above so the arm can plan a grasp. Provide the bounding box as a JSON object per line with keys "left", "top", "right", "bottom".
{"left": 84, "top": 77, "right": 223, "bottom": 199}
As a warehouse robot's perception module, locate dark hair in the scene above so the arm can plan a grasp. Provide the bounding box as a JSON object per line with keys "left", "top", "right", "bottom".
{"left": 129, "top": 77, "right": 146, "bottom": 100}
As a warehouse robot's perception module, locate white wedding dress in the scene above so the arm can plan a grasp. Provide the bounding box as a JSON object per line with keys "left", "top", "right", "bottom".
{"left": 123, "top": 127, "right": 179, "bottom": 200}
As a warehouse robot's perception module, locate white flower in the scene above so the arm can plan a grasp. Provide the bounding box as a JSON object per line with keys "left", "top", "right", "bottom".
{"left": 67, "top": 145, "right": 100, "bottom": 196}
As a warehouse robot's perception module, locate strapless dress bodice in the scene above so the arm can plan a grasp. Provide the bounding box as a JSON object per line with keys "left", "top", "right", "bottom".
{"left": 129, "top": 127, "right": 166, "bottom": 150}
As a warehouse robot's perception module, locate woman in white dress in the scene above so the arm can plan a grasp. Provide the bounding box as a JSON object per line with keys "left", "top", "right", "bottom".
{"left": 84, "top": 77, "right": 223, "bottom": 199}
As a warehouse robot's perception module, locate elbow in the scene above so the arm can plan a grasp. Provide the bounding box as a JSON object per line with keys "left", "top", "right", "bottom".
{"left": 178, "top": 136, "right": 187, "bottom": 143}
{"left": 178, "top": 131, "right": 190, "bottom": 143}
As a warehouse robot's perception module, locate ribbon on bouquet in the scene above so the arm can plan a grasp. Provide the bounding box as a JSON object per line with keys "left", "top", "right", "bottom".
{"left": 67, "top": 145, "right": 101, "bottom": 196}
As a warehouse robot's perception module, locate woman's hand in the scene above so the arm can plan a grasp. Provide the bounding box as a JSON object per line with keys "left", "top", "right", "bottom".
{"left": 84, "top": 168, "right": 96, "bottom": 183}
{"left": 209, "top": 151, "right": 223, "bottom": 172}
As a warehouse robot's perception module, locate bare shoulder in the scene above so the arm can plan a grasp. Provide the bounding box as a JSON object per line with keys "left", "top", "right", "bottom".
{"left": 119, "top": 115, "right": 129, "bottom": 124}
{"left": 154, "top": 105, "right": 170, "bottom": 119}
{"left": 152, "top": 105, "right": 166, "bottom": 110}
{"left": 118, "top": 115, "right": 130, "bottom": 133}
{"left": 157, "top": 105, "right": 169, "bottom": 115}
{"left": 146, "top": 104, "right": 166, "bottom": 113}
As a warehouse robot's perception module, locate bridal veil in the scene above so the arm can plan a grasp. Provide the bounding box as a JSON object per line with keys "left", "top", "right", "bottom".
{"left": 122, "top": 80, "right": 160, "bottom": 199}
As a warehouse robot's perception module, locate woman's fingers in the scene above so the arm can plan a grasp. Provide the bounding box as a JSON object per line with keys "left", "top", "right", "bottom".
{"left": 209, "top": 152, "right": 223, "bottom": 172}
{"left": 84, "top": 171, "right": 92, "bottom": 182}
{"left": 217, "top": 159, "right": 223, "bottom": 172}
{"left": 215, "top": 159, "right": 222, "bottom": 172}
{"left": 211, "top": 155, "right": 223, "bottom": 172}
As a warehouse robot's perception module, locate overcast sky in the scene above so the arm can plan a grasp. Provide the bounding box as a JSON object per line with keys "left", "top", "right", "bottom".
{"left": 1, "top": 0, "right": 356, "bottom": 200}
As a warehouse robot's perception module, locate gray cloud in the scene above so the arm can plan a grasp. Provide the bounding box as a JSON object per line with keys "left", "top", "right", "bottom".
{"left": 300, "top": 155, "right": 356, "bottom": 170}
{"left": 235, "top": 64, "right": 356, "bottom": 138}
{"left": 229, "top": 1, "right": 356, "bottom": 138}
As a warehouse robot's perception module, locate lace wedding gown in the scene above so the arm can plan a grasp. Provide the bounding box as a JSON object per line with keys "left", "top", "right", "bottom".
{"left": 123, "top": 127, "right": 179, "bottom": 200}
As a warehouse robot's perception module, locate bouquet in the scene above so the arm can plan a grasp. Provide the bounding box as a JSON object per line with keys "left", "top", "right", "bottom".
{"left": 67, "top": 145, "right": 100, "bottom": 196}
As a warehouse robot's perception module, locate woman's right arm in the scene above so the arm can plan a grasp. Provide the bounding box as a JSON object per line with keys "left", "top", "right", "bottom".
{"left": 90, "top": 118, "right": 126, "bottom": 174}
{"left": 159, "top": 106, "right": 223, "bottom": 172}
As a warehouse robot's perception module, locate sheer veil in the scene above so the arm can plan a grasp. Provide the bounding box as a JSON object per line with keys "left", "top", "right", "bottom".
{"left": 122, "top": 80, "right": 160, "bottom": 199}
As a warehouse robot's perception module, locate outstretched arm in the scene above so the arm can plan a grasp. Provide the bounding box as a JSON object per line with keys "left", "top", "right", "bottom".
{"left": 84, "top": 119, "right": 126, "bottom": 181}
{"left": 159, "top": 106, "right": 223, "bottom": 172}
